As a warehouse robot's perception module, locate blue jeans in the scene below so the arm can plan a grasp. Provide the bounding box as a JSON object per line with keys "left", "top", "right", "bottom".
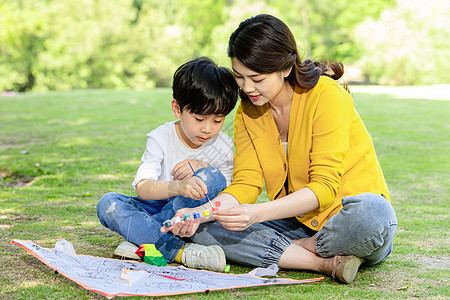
{"left": 190, "top": 193, "right": 397, "bottom": 267}
{"left": 96, "top": 167, "right": 227, "bottom": 262}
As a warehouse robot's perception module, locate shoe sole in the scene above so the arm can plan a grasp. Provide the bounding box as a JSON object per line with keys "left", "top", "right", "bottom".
{"left": 340, "top": 256, "right": 364, "bottom": 283}
{"left": 114, "top": 244, "right": 140, "bottom": 260}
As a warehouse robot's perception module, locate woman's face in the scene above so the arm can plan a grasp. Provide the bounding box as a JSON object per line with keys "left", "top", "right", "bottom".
{"left": 231, "top": 57, "right": 291, "bottom": 106}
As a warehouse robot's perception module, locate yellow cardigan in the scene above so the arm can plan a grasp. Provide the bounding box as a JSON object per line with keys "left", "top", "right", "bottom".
{"left": 223, "top": 76, "right": 390, "bottom": 230}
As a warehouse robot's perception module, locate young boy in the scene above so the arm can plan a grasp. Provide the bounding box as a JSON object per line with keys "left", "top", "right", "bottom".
{"left": 96, "top": 57, "right": 238, "bottom": 272}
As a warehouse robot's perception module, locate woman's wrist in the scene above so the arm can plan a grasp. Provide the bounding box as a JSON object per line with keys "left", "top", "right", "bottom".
{"left": 253, "top": 202, "right": 271, "bottom": 224}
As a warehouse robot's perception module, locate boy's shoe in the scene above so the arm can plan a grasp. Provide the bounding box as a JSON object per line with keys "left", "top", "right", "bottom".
{"left": 182, "top": 243, "right": 226, "bottom": 272}
{"left": 114, "top": 241, "right": 141, "bottom": 260}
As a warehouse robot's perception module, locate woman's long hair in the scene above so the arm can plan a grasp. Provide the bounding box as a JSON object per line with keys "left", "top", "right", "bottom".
{"left": 228, "top": 14, "right": 346, "bottom": 91}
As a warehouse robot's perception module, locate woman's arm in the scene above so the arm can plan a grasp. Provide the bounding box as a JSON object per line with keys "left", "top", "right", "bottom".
{"left": 213, "top": 187, "right": 319, "bottom": 231}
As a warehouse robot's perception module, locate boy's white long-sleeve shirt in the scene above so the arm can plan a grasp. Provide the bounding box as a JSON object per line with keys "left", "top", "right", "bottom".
{"left": 132, "top": 121, "right": 234, "bottom": 190}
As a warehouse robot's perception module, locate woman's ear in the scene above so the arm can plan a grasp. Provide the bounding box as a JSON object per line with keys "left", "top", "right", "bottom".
{"left": 171, "top": 99, "right": 181, "bottom": 118}
{"left": 283, "top": 66, "right": 293, "bottom": 78}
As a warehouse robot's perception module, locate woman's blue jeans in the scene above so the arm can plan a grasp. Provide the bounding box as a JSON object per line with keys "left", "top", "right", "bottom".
{"left": 96, "top": 167, "right": 226, "bottom": 262}
{"left": 190, "top": 193, "right": 397, "bottom": 267}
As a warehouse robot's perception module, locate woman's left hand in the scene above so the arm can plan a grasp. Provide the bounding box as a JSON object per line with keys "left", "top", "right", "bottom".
{"left": 213, "top": 204, "right": 259, "bottom": 231}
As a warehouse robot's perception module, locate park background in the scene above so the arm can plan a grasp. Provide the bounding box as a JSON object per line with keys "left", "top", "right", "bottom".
{"left": 1, "top": 0, "right": 450, "bottom": 92}
{"left": 1, "top": 0, "right": 449, "bottom": 299}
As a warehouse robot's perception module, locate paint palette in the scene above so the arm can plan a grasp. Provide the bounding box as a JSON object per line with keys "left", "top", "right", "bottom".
{"left": 163, "top": 202, "right": 221, "bottom": 227}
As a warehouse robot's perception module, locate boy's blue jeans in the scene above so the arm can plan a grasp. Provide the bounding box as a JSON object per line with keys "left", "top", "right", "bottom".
{"left": 190, "top": 193, "right": 397, "bottom": 267}
{"left": 96, "top": 167, "right": 226, "bottom": 262}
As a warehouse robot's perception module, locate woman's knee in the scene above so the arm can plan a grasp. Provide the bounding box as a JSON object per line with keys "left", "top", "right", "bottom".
{"left": 364, "top": 222, "right": 397, "bottom": 265}
{"left": 342, "top": 193, "right": 397, "bottom": 230}
{"left": 316, "top": 193, "right": 397, "bottom": 258}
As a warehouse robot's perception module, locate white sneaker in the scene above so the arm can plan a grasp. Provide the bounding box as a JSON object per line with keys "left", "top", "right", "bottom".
{"left": 114, "top": 241, "right": 140, "bottom": 260}
{"left": 182, "top": 243, "right": 226, "bottom": 272}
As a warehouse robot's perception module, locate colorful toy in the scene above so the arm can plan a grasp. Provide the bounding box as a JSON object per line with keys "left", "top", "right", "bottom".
{"left": 224, "top": 264, "right": 230, "bottom": 273}
{"left": 193, "top": 212, "right": 201, "bottom": 219}
{"left": 136, "top": 244, "right": 167, "bottom": 266}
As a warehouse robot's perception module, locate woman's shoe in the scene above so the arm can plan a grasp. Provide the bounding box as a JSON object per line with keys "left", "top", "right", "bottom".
{"left": 332, "top": 255, "right": 365, "bottom": 284}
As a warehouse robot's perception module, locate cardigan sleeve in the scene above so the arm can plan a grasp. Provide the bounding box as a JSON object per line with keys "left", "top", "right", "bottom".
{"left": 221, "top": 103, "right": 264, "bottom": 204}
{"left": 305, "top": 84, "right": 353, "bottom": 209}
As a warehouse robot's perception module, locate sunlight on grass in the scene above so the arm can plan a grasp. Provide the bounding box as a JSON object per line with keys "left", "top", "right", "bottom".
{"left": 21, "top": 280, "right": 42, "bottom": 288}
{"left": 59, "top": 136, "right": 92, "bottom": 147}
{"left": 95, "top": 174, "right": 121, "bottom": 180}
{"left": 81, "top": 220, "right": 99, "bottom": 226}
{"left": 119, "top": 159, "right": 141, "bottom": 167}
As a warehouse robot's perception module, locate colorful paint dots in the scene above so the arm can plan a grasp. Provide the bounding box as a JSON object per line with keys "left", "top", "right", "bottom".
{"left": 202, "top": 210, "right": 210, "bottom": 217}
{"left": 183, "top": 214, "right": 191, "bottom": 221}
{"left": 215, "top": 201, "right": 221, "bottom": 208}
{"left": 172, "top": 216, "right": 181, "bottom": 224}
{"left": 193, "top": 212, "right": 201, "bottom": 219}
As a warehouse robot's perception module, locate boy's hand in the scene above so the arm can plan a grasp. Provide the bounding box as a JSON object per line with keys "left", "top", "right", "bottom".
{"left": 172, "top": 160, "right": 209, "bottom": 180}
{"left": 160, "top": 208, "right": 201, "bottom": 238}
{"left": 178, "top": 176, "right": 207, "bottom": 200}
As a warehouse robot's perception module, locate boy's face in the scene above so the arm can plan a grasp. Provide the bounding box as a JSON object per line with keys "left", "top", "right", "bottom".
{"left": 172, "top": 99, "right": 225, "bottom": 149}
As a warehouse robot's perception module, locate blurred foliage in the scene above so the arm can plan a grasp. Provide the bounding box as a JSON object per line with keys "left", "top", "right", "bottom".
{"left": 355, "top": 0, "right": 450, "bottom": 85}
{"left": 0, "top": 0, "right": 447, "bottom": 91}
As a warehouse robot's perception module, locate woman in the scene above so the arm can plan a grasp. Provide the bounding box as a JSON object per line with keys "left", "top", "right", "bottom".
{"left": 163, "top": 14, "right": 397, "bottom": 284}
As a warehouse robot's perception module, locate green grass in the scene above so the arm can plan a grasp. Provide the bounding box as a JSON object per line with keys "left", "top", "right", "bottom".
{"left": 1, "top": 88, "right": 449, "bottom": 299}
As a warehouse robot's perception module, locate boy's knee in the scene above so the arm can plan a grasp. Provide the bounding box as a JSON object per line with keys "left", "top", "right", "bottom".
{"left": 196, "top": 167, "right": 226, "bottom": 186}
{"left": 97, "top": 192, "right": 120, "bottom": 214}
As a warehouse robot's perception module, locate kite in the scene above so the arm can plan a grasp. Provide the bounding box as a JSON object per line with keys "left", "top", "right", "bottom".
{"left": 11, "top": 239, "right": 324, "bottom": 298}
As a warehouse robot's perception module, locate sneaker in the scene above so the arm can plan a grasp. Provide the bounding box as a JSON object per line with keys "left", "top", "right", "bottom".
{"left": 182, "top": 243, "right": 226, "bottom": 272}
{"left": 114, "top": 241, "right": 140, "bottom": 260}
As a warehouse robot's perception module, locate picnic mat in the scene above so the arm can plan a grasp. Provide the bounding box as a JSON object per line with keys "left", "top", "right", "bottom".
{"left": 11, "top": 239, "right": 323, "bottom": 298}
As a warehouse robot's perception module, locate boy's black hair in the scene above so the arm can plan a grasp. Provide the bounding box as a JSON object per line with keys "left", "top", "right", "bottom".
{"left": 172, "top": 57, "right": 238, "bottom": 116}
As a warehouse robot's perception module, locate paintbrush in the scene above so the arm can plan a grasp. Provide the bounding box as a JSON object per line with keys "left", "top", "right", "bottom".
{"left": 188, "top": 161, "right": 214, "bottom": 210}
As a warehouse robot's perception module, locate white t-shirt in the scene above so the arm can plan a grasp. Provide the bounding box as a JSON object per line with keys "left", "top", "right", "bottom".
{"left": 132, "top": 121, "right": 234, "bottom": 189}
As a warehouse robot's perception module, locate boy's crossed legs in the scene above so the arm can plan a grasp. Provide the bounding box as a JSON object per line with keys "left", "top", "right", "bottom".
{"left": 96, "top": 167, "right": 227, "bottom": 271}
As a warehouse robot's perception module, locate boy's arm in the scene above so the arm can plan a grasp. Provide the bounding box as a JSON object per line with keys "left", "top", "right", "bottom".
{"left": 136, "top": 177, "right": 208, "bottom": 200}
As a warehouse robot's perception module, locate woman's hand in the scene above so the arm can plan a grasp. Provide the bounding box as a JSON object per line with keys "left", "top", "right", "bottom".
{"left": 172, "top": 160, "right": 209, "bottom": 180}
{"left": 160, "top": 208, "right": 201, "bottom": 238}
{"left": 213, "top": 204, "right": 260, "bottom": 231}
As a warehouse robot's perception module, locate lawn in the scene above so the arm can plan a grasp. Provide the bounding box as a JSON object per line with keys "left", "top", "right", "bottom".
{"left": 0, "top": 86, "right": 449, "bottom": 299}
